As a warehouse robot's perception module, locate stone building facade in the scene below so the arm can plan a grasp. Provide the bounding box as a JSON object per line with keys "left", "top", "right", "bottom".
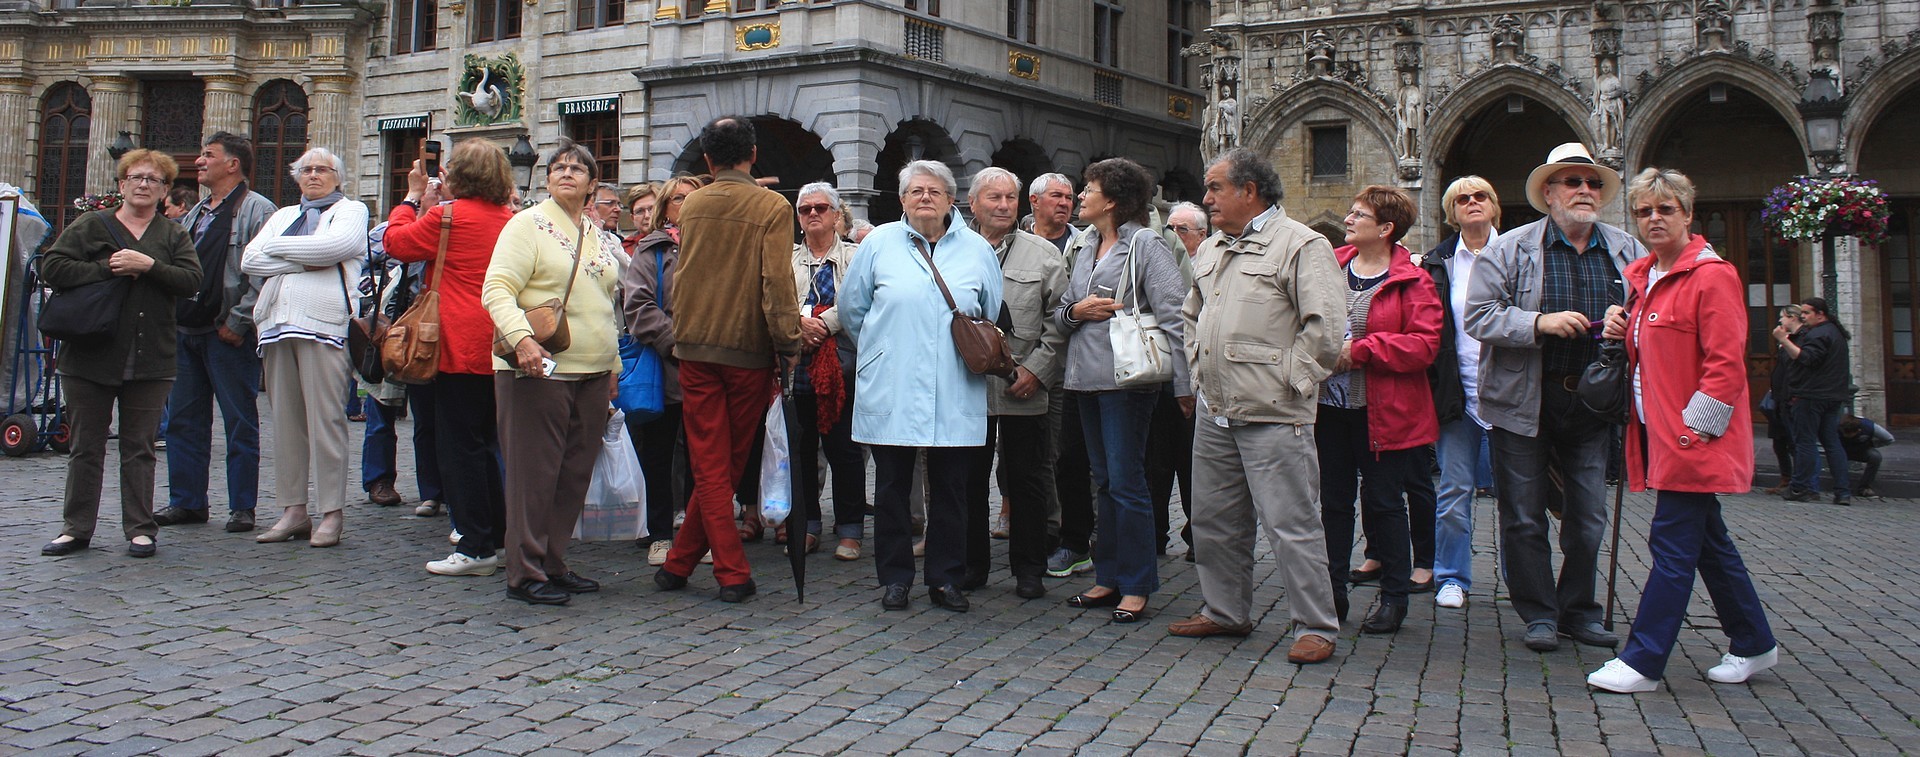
{"left": 1198, "top": 0, "right": 1920, "bottom": 424}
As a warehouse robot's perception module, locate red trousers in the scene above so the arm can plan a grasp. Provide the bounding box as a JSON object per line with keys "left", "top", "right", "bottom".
{"left": 663, "top": 360, "right": 774, "bottom": 585}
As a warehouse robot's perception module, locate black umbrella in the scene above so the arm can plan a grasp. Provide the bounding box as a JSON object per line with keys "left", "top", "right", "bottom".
{"left": 776, "top": 370, "right": 808, "bottom": 603}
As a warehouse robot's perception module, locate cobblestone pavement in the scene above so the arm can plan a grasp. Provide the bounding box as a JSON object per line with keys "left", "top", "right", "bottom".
{"left": 2, "top": 410, "right": 1918, "bottom": 756}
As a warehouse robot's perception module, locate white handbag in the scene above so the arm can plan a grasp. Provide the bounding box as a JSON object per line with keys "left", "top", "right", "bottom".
{"left": 1109, "top": 229, "right": 1175, "bottom": 387}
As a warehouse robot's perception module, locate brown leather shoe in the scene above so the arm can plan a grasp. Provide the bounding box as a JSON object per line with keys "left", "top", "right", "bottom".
{"left": 1287, "top": 635, "right": 1336, "bottom": 664}
{"left": 1167, "top": 614, "right": 1253, "bottom": 638}
{"left": 370, "top": 480, "right": 402, "bottom": 507}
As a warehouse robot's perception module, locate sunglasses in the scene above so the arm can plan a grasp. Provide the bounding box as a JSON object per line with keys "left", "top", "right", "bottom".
{"left": 1453, "top": 191, "right": 1490, "bottom": 205}
{"left": 1554, "top": 176, "right": 1606, "bottom": 191}
{"left": 797, "top": 204, "right": 834, "bottom": 216}
{"left": 1631, "top": 203, "right": 1685, "bottom": 219}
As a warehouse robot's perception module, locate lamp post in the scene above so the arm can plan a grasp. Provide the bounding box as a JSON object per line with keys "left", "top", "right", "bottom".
{"left": 507, "top": 134, "right": 538, "bottom": 199}
{"left": 1797, "top": 69, "right": 1846, "bottom": 311}
{"left": 107, "top": 131, "right": 136, "bottom": 162}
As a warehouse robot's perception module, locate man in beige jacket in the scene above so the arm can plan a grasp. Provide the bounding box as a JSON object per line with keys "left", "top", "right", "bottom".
{"left": 1168, "top": 148, "right": 1345, "bottom": 664}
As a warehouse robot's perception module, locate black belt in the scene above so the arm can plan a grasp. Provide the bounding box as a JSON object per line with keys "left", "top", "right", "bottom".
{"left": 1544, "top": 372, "right": 1582, "bottom": 392}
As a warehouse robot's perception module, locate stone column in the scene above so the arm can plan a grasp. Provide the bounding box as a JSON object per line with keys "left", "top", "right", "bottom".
{"left": 83, "top": 75, "right": 133, "bottom": 193}
{"left": 202, "top": 74, "right": 250, "bottom": 138}
{"left": 308, "top": 75, "right": 354, "bottom": 156}
{"left": 0, "top": 78, "right": 32, "bottom": 187}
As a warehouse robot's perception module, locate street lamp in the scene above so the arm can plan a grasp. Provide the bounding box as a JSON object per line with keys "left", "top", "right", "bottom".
{"left": 507, "top": 134, "right": 538, "bottom": 196}
{"left": 1797, "top": 69, "right": 1848, "bottom": 311}
{"left": 107, "top": 131, "right": 135, "bottom": 162}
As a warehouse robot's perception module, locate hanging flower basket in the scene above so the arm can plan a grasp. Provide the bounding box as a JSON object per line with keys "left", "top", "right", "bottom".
{"left": 73, "top": 191, "right": 123, "bottom": 213}
{"left": 1761, "top": 176, "right": 1890, "bottom": 246}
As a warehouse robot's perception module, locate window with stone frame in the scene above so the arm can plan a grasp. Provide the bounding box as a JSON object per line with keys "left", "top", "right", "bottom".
{"left": 733, "top": 0, "right": 776, "bottom": 11}
{"left": 1311, "top": 125, "right": 1349, "bottom": 179}
{"left": 392, "top": 0, "right": 437, "bottom": 54}
{"left": 1007, "top": 0, "right": 1037, "bottom": 43}
{"left": 37, "top": 82, "right": 90, "bottom": 233}
{"left": 252, "top": 80, "right": 311, "bottom": 207}
{"left": 1166, "top": 0, "right": 1195, "bottom": 86}
{"left": 568, "top": 109, "right": 620, "bottom": 187}
{"left": 577, "top": 0, "right": 625, "bottom": 29}
{"left": 905, "top": 0, "right": 940, "bottom": 16}
{"left": 473, "top": 0, "right": 523, "bottom": 43}
{"left": 1093, "top": 0, "right": 1122, "bottom": 67}
{"left": 385, "top": 129, "right": 425, "bottom": 212}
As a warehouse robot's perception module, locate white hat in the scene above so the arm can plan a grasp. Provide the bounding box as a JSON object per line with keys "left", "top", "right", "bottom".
{"left": 1524, "top": 143, "right": 1621, "bottom": 214}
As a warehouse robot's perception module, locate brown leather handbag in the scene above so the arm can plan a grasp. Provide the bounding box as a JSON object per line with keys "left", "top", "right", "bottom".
{"left": 380, "top": 208, "right": 451, "bottom": 384}
{"left": 493, "top": 219, "right": 584, "bottom": 357}
{"left": 914, "top": 238, "right": 1016, "bottom": 378}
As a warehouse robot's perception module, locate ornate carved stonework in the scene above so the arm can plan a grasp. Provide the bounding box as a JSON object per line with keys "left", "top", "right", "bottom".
{"left": 1696, "top": 0, "right": 1733, "bottom": 51}
{"left": 1491, "top": 14, "right": 1525, "bottom": 64}
{"left": 454, "top": 53, "right": 525, "bottom": 127}
{"left": 1306, "top": 30, "right": 1335, "bottom": 77}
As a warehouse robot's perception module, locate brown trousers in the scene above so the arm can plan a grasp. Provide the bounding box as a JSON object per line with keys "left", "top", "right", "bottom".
{"left": 495, "top": 371, "right": 610, "bottom": 588}
{"left": 62, "top": 376, "right": 172, "bottom": 541}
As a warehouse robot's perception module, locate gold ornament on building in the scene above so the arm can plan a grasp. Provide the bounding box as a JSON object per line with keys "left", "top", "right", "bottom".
{"left": 1168, "top": 95, "right": 1193, "bottom": 120}
{"left": 1009, "top": 51, "right": 1039, "bottom": 80}
{"left": 737, "top": 23, "right": 779, "bottom": 51}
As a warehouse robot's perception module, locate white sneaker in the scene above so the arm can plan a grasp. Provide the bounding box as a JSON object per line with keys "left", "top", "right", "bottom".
{"left": 1707, "top": 646, "right": 1778, "bottom": 684}
{"left": 1435, "top": 583, "right": 1466, "bottom": 609}
{"left": 1587, "top": 658, "right": 1659, "bottom": 693}
{"left": 427, "top": 552, "right": 499, "bottom": 576}
{"left": 647, "top": 540, "right": 671, "bottom": 567}
{"left": 700, "top": 549, "right": 713, "bottom": 564}
{"left": 414, "top": 499, "right": 441, "bottom": 517}
{"left": 449, "top": 529, "right": 462, "bottom": 546}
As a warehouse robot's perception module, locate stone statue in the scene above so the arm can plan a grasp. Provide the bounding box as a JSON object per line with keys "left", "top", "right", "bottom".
{"left": 1492, "top": 14, "right": 1525, "bottom": 64}
{"left": 1306, "top": 30, "right": 1335, "bottom": 77}
{"left": 1696, "top": 0, "right": 1732, "bottom": 51}
{"left": 1590, "top": 57, "right": 1624, "bottom": 154}
{"left": 1204, "top": 80, "right": 1240, "bottom": 158}
{"left": 1395, "top": 70, "right": 1423, "bottom": 161}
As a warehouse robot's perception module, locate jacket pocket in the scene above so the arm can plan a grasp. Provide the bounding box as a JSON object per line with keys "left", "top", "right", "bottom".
{"left": 1233, "top": 262, "right": 1279, "bottom": 303}
{"left": 1223, "top": 340, "right": 1282, "bottom": 365}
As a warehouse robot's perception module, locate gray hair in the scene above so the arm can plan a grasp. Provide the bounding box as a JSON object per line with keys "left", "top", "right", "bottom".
{"left": 1027, "top": 172, "right": 1072, "bottom": 199}
{"left": 1626, "top": 167, "right": 1697, "bottom": 216}
{"left": 968, "top": 167, "right": 1021, "bottom": 200}
{"left": 1210, "top": 147, "right": 1284, "bottom": 207}
{"left": 798, "top": 181, "right": 842, "bottom": 207}
{"left": 597, "top": 183, "right": 622, "bottom": 195}
{"left": 897, "top": 160, "right": 956, "bottom": 198}
{"left": 287, "top": 147, "right": 344, "bottom": 180}
{"left": 1169, "top": 201, "right": 1208, "bottom": 228}
{"left": 849, "top": 218, "right": 875, "bottom": 233}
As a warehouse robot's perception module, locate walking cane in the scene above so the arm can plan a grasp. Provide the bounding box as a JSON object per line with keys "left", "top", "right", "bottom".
{"left": 1603, "top": 436, "right": 1626, "bottom": 632}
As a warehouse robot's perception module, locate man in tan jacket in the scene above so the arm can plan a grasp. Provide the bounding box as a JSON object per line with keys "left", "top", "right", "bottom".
{"left": 654, "top": 116, "right": 803, "bottom": 603}
{"left": 1168, "top": 148, "right": 1345, "bottom": 664}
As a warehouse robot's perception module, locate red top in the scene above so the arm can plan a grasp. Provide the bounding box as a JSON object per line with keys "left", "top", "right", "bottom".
{"left": 1622, "top": 234, "right": 1754, "bottom": 493}
{"left": 1335, "top": 243, "right": 1445, "bottom": 452}
{"left": 385, "top": 198, "right": 515, "bottom": 375}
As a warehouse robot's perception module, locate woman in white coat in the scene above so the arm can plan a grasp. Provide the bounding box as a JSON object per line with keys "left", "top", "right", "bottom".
{"left": 240, "top": 147, "right": 369, "bottom": 547}
{"left": 839, "top": 160, "right": 1003, "bottom": 614}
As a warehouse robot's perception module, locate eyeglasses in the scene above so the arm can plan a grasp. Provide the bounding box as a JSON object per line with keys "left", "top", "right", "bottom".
{"left": 1346, "top": 209, "right": 1376, "bottom": 221}
{"left": 1170, "top": 224, "right": 1202, "bottom": 235}
{"left": 121, "top": 175, "right": 167, "bottom": 186}
{"left": 1554, "top": 176, "right": 1607, "bottom": 191}
{"left": 797, "top": 204, "right": 834, "bottom": 216}
{"left": 1453, "top": 191, "right": 1491, "bottom": 205}
{"left": 297, "top": 166, "right": 336, "bottom": 176}
{"left": 593, "top": 200, "right": 621, "bottom": 209}
{"left": 904, "top": 187, "right": 947, "bottom": 200}
{"left": 548, "top": 163, "right": 590, "bottom": 176}
{"left": 1631, "top": 203, "right": 1685, "bottom": 219}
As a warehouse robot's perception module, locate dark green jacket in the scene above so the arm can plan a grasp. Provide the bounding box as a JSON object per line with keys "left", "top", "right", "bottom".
{"left": 38, "top": 210, "right": 202, "bottom": 385}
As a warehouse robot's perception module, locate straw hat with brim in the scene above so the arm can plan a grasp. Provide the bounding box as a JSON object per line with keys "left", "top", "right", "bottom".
{"left": 1524, "top": 142, "right": 1621, "bottom": 213}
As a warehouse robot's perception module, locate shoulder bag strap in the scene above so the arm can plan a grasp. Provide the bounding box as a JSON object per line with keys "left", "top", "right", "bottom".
{"left": 655, "top": 247, "right": 668, "bottom": 314}
{"left": 1119, "top": 228, "right": 1157, "bottom": 315}
{"left": 335, "top": 264, "right": 356, "bottom": 317}
{"left": 911, "top": 237, "right": 962, "bottom": 315}
{"left": 97, "top": 211, "right": 132, "bottom": 254}
{"left": 557, "top": 214, "right": 585, "bottom": 311}
{"left": 426, "top": 205, "right": 453, "bottom": 294}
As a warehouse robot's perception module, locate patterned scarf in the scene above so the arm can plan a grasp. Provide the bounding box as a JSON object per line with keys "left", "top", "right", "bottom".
{"left": 286, "top": 190, "right": 345, "bottom": 237}
{"left": 804, "top": 259, "right": 845, "bottom": 434}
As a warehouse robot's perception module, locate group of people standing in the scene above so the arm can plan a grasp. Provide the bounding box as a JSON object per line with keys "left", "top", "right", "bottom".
{"left": 39, "top": 124, "right": 1795, "bottom": 695}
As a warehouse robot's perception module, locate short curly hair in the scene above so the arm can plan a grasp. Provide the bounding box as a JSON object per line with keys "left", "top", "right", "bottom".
{"left": 1354, "top": 185, "right": 1416, "bottom": 245}
{"left": 1082, "top": 158, "right": 1154, "bottom": 227}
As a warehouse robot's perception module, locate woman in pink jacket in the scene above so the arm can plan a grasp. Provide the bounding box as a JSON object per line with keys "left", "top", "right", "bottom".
{"left": 1589, "top": 168, "right": 1778, "bottom": 694}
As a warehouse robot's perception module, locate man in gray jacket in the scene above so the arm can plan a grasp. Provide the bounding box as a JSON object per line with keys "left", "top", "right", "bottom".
{"left": 154, "top": 132, "right": 273, "bottom": 534}
{"left": 1168, "top": 148, "right": 1344, "bottom": 665}
{"left": 1465, "top": 143, "right": 1646, "bottom": 652}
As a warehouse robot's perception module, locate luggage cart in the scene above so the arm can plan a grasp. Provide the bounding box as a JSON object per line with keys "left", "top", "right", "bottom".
{"left": 1, "top": 194, "right": 66, "bottom": 457}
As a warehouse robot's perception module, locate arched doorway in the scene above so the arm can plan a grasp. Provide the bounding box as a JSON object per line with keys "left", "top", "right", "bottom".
{"left": 1857, "top": 83, "right": 1920, "bottom": 424}
{"left": 991, "top": 137, "right": 1051, "bottom": 221}
{"left": 253, "top": 80, "right": 310, "bottom": 207}
{"left": 1641, "top": 82, "right": 1804, "bottom": 408}
{"left": 871, "top": 118, "right": 960, "bottom": 225}
{"left": 1437, "top": 92, "right": 1580, "bottom": 231}
{"left": 37, "top": 83, "right": 91, "bottom": 232}
{"left": 669, "top": 117, "right": 832, "bottom": 202}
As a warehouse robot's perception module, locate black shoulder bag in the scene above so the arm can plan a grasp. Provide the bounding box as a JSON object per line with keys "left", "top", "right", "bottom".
{"left": 38, "top": 212, "right": 136, "bottom": 344}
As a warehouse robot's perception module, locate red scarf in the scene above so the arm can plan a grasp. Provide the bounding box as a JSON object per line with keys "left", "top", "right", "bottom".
{"left": 806, "top": 302, "right": 845, "bottom": 434}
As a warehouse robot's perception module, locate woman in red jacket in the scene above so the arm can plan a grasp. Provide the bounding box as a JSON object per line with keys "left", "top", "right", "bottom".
{"left": 385, "top": 139, "right": 517, "bottom": 578}
{"left": 1318, "top": 185, "right": 1444, "bottom": 635}
{"left": 1588, "top": 168, "right": 1778, "bottom": 694}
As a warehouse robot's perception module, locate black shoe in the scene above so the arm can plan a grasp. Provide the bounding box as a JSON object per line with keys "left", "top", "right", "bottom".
{"left": 507, "top": 581, "right": 570, "bottom": 605}
{"left": 40, "top": 537, "right": 89, "bottom": 557}
{"left": 653, "top": 569, "right": 688, "bottom": 591}
{"left": 960, "top": 570, "right": 989, "bottom": 591}
{"left": 550, "top": 571, "right": 600, "bottom": 594}
{"left": 1784, "top": 488, "right": 1820, "bottom": 502}
{"left": 153, "top": 506, "right": 209, "bottom": 526}
{"left": 881, "top": 583, "right": 910, "bottom": 610}
{"left": 1561, "top": 621, "right": 1620, "bottom": 648}
{"left": 1524, "top": 622, "right": 1560, "bottom": 651}
{"left": 1833, "top": 492, "right": 1852, "bottom": 506}
{"left": 1184, "top": 551, "right": 1196, "bottom": 563}
{"left": 718, "top": 579, "right": 757, "bottom": 603}
{"left": 127, "top": 539, "right": 156, "bottom": 558}
{"left": 1066, "top": 592, "right": 1122, "bottom": 609}
{"left": 1015, "top": 576, "right": 1046, "bottom": 599}
{"left": 1409, "top": 578, "right": 1436, "bottom": 593}
{"left": 225, "top": 510, "right": 255, "bottom": 533}
{"left": 1360, "top": 603, "right": 1406, "bottom": 634}
{"left": 1348, "top": 565, "right": 1382, "bottom": 584}
{"left": 930, "top": 584, "right": 970, "bottom": 612}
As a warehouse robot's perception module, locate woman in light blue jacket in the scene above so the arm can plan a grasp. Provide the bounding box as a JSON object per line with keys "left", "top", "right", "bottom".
{"left": 840, "top": 160, "right": 1003, "bottom": 614}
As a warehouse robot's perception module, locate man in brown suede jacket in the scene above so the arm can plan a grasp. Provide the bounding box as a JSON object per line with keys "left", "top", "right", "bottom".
{"left": 654, "top": 116, "right": 803, "bottom": 603}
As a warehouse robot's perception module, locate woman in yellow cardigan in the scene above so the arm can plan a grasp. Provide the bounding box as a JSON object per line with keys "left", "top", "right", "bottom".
{"left": 481, "top": 138, "right": 623, "bottom": 606}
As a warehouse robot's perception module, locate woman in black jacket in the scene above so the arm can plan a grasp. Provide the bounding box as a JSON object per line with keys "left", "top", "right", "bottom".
{"left": 39, "top": 149, "right": 202, "bottom": 558}
{"left": 1763, "top": 306, "right": 1802, "bottom": 493}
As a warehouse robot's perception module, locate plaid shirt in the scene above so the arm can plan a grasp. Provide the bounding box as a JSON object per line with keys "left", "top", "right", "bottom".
{"left": 1539, "top": 219, "right": 1622, "bottom": 375}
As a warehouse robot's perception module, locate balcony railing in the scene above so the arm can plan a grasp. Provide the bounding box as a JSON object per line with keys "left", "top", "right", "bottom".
{"left": 904, "top": 17, "right": 944, "bottom": 62}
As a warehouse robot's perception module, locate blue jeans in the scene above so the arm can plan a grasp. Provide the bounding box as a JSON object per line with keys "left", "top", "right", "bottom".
{"left": 1079, "top": 390, "right": 1160, "bottom": 596}
{"left": 359, "top": 390, "right": 444, "bottom": 502}
{"left": 164, "top": 331, "right": 260, "bottom": 512}
{"left": 1618, "top": 490, "right": 1776, "bottom": 680}
{"left": 1789, "top": 398, "right": 1848, "bottom": 494}
{"left": 1434, "top": 419, "right": 1489, "bottom": 591}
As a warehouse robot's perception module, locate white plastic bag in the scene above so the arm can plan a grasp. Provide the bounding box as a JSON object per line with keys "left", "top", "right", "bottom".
{"left": 758, "top": 395, "right": 794, "bottom": 526}
{"left": 578, "top": 410, "right": 648, "bottom": 541}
